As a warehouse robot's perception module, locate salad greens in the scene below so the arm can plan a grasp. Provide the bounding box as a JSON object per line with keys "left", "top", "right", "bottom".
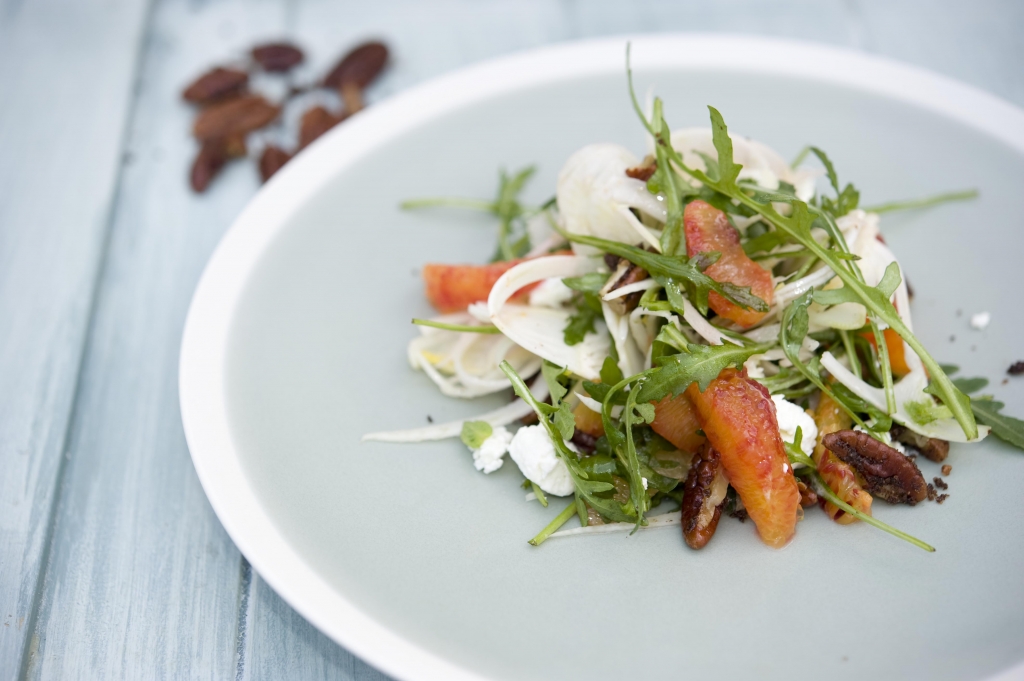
{"left": 373, "top": 45, "right": 1024, "bottom": 555}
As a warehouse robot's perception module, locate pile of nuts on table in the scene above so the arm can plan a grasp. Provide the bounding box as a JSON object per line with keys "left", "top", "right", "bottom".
{"left": 182, "top": 40, "right": 390, "bottom": 192}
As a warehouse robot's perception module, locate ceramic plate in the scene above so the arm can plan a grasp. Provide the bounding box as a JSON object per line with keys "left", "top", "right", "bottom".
{"left": 180, "top": 35, "right": 1024, "bottom": 681}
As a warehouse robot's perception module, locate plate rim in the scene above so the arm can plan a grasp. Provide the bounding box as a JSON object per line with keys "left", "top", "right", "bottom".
{"left": 179, "top": 33, "right": 1024, "bottom": 681}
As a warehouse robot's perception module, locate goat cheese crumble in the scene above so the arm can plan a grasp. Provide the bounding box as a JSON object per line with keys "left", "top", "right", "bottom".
{"left": 471, "top": 426, "right": 514, "bottom": 474}
{"left": 508, "top": 425, "right": 575, "bottom": 496}
{"left": 771, "top": 395, "right": 818, "bottom": 457}
{"left": 970, "top": 311, "right": 991, "bottom": 330}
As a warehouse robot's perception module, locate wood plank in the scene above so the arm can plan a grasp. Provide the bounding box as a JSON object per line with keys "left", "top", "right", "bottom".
{"left": 19, "top": 0, "right": 293, "bottom": 677}
{"left": 0, "top": 0, "right": 149, "bottom": 675}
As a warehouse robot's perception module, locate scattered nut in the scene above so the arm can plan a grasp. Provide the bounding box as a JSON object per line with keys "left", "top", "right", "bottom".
{"left": 1009, "top": 361, "right": 1024, "bottom": 376}
{"left": 251, "top": 42, "right": 305, "bottom": 72}
{"left": 258, "top": 145, "right": 292, "bottom": 182}
{"left": 823, "top": 430, "right": 928, "bottom": 505}
{"left": 182, "top": 67, "right": 248, "bottom": 104}
{"left": 193, "top": 94, "right": 280, "bottom": 141}
{"left": 323, "top": 40, "right": 389, "bottom": 90}
{"left": 890, "top": 424, "right": 949, "bottom": 462}
{"left": 298, "top": 105, "right": 345, "bottom": 149}
{"left": 340, "top": 81, "right": 365, "bottom": 115}
{"left": 941, "top": 464, "right": 952, "bottom": 476}
{"left": 190, "top": 140, "right": 228, "bottom": 192}
{"left": 680, "top": 445, "right": 728, "bottom": 549}
{"left": 933, "top": 477, "right": 948, "bottom": 490}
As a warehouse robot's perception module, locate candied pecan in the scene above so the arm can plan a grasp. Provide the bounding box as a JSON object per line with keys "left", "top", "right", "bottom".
{"left": 258, "top": 145, "right": 292, "bottom": 182}
{"left": 680, "top": 445, "right": 728, "bottom": 549}
{"left": 298, "top": 105, "right": 345, "bottom": 149}
{"left": 323, "top": 41, "right": 389, "bottom": 90}
{"left": 823, "top": 430, "right": 928, "bottom": 505}
{"left": 941, "top": 464, "right": 952, "bottom": 476}
{"left": 599, "top": 256, "right": 649, "bottom": 315}
{"left": 890, "top": 424, "right": 949, "bottom": 462}
{"left": 190, "top": 140, "right": 228, "bottom": 192}
{"left": 340, "top": 81, "right": 364, "bottom": 115}
{"left": 625, "top": 156, "right": 657, "bottom": 182}
{"left": 251, "top": 42, "right": 304, "bottom": 72}
{"left": 193, "top": 94, "right": 280, "bottom": 141}
{"left": 933, "top": 477, "right": 948, "bottom": 490}
{"left": 182, "top": 67, "right": 248, "bottom": 104}
{"left": 927, "top": 483, "right": 937, "bottom": 501}
{"left": 936, "top": 494, "right": 949, "bottom": 504}
{"left": 569, "top": 429, "right": 598, "bottom": 454}
{"left": 796, "top": 479, "right": 818, "bottom": 507}
{"left": 1009, "top": 361, "right": 1024, "bottom": 376}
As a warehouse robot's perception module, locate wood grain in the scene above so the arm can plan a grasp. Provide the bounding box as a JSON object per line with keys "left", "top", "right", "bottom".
{"left": 0, "top": 0, "right": 149, "bottom": 676}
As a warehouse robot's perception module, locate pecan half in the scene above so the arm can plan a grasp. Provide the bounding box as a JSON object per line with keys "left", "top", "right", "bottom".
{"left": 890, "top": 424, "right": 949, "bottom": 462}
{"left": 822, "top": 430, "right": 928, "bottom": 505}
{"left": 680, "top": 445, "right": 728, "bottom": 549}
{"left": 193, "top": 94, "right": 280, "bottom": 141}
{"left": 182, "top": 67, "right": 248, "bottom": 104}
{"left": 251, "top": 42, "right": 304, "bottom": 72}
{"left": 796, "top": 479, "right": 818, "bottom": 507}
{"left": 189, "top": 134, "right": 245, "bottom": 193}
{"left": 599, "top": 256, "right": 649, "bottom": 315}
{"left": 298, "top": 105, "right": 345, "bottom": 149}
{"left": 323, "top": 41, "right": 389, "bottom": 90}
{"left": 625, "top": 155, "right": 657, "bottom": 182}
{"left": 258, "top": 145, "right": 292, "bottom": 182}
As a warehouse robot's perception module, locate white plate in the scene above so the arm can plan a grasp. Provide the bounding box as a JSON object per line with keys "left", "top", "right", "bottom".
{"left": 181, "top": 35, "right": 1024, "bottom": 681}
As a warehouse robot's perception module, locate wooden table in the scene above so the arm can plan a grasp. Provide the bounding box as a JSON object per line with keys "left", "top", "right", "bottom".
{"left": 2, "top": 0, "right": 1022, "bottom": 678}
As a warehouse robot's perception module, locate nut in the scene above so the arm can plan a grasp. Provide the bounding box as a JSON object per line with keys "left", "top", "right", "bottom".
{"left": 258, "top": 145, "right": 292, "bottom": 182}
{"left": 822, "top": 430, "right": 928, "bottom": 505}
{"left": 298, "top": 105, "right": 345, "bottom": 149}
{"left": 251, "top": 42, "right": 304, "bottom": 72}
{"left": 890, "top": 424, "right": 949, "bottom": 462}
{"left": 182, "top": 67, "right": 248, "bottom": 104}
{"left": 323, "top": 41, "right": 389, "bottom": 90}
{"left": 599, "top": 256, "right": 649, "bottom": 315}
{"left": 680, "top": 444, "right": 728, "bottom": 549}
{"left": 193, "top": 94, "right": 280, "bottom": 141}
{"left": 796, "top": 479, "right": 818, "bottom": 507}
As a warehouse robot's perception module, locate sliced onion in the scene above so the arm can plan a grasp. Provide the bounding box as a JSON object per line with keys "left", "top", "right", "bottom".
{"left": 488, "top": 255, "right": 610, "bottom": 380}
{"left": 362, "top": 378, "right": 550, "bottom": 443}
{"left": 602, "top": 302, "right": 645, "bottom": 378}
{"left": 576, "top": 392, "right": 622, "bottom": 419}
{"left": 602, "top": 278, "right": 660, "bottom": 301}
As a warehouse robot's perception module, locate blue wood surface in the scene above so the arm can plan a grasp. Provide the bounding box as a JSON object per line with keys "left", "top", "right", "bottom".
{"left": 2, "top": 0, "right": 1022, "bottom": 678}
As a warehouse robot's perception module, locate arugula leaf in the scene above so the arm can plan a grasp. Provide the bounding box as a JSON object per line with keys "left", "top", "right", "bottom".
{"left": 926, "top": 376, "right": 989, "bottom": 397}
{"left": 561, "top": 232, "right": 767, "bottom": 316}
{"left": 864, "top": 189, "right": 978, "bottom": 215}
{"left": 460, "top": 421, "right": 493, "bottom": 449}
{"left": 971, "top": 398, "right": 1024, "bottom": 451}
{"left": 554, "top": 402, "right": 576, "bottom": 442}
{"left": 634, "top": 402, "right": 656, "bottom": 424}
{"left": 904, "top": 399, "right": 953, "bottom": 425}
{"left": 635, "top": 341, "right": 773, "bottom": 403}
{"left": 809, "top": 147, "right": 860, "bottom": 216}
{"left": 563, "top": 292, "right": 602, "bottom": 345}
{"left": 541, "top": 361, "right": 568, "bottom": 406}
{"left": 562, "top": 272, "right": 608, "bottom": 293}
{"left": 600, "top": 356, "right": 624, "bottom": 386}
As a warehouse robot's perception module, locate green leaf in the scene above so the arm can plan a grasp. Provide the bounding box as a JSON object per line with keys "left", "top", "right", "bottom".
{"left": 926, "top": 376, "right": 988, "bottom": 396}
{"left": 708, "top": 106, "right": 741, "bottom": 185}
{"left": 876, "top": 261, "right": 902, "bottom": 298}
{"left": 904, "top": 399, "right": 954, "bottom": 425}
{"left": 636, "top": 341, "right": 773, "bottom": 403}
{"left": 864, "top": 189, "right": 978, "bottom": 214}
{"left": 809, "top": 147, "right": 860, "bottom": 216}
{"left": 563, "top": 292, "right": 602, "bottom": 345}
{"left": 554, "top": 402, "right": 576, "bottom": 442}
{"left": 460, "top": 421, "right": 493, "bottom": 449}
{"left": 600, "top": 356, "right": 624, "bottom": 386}
{"left": 812, "top": 287, "right": 861, "bottom": 306}
{"left": 562, "top": 272, "right": 608, "bottom": 293}
{"left": 809, "top": 147, "right": 840, "bottom": 195}
{"left": 530, "top": 481, "right": 548, "bottom": 507}
{"left": 971, "top": 398, "right": 1024, "bottom": 451}
{"left": 542, "top": 361, "right": 568, "bottom": 406}
{"left": 634, "top": 403, "right": 656, "bottom": 424}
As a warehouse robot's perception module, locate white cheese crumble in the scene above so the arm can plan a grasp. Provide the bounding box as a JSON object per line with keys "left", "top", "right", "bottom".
{"left": 470, "top": 426, "right": 514, "bottom": 474}
{"left": 970, "top": 311, "right": 991, "bottom": 330}
{"left": 528, "top": 277, "right": 575, "bottom": 309}
{"left": 771, "top": 395, "right": 818, "bottom": 457}
{"left": 507, "top": 425, "right": 575, "bottom": 496}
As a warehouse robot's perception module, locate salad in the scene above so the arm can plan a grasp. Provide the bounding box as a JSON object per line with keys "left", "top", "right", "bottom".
{"left": 364, "top": 52, "right": 1024, "bottom": 552}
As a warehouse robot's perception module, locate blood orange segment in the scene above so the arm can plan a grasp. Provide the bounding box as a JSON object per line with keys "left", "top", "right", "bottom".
{"left": 423, "top": 260, "right": 525, "bottom": 313}
{"left": 573, "top": 401, "right": 605, "bottom": 438}
{"left": 684, "top": 200, "right": 774, "bottom": 328}
{"left": 685, "top": 368, "right": 800, "bottom": 548}
{"left": 650, "top": 394, "right": 707, "bottom": 454}
{"left": 813, "top": 391, "right": 872, "bottom": 524}
{"left": 860, "top": 328, "right": 912, "bottom": 377}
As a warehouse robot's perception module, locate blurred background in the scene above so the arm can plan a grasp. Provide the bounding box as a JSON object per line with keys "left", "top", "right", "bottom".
{"left": 1, "top": 0, "right": 1022, "bottom": 678}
